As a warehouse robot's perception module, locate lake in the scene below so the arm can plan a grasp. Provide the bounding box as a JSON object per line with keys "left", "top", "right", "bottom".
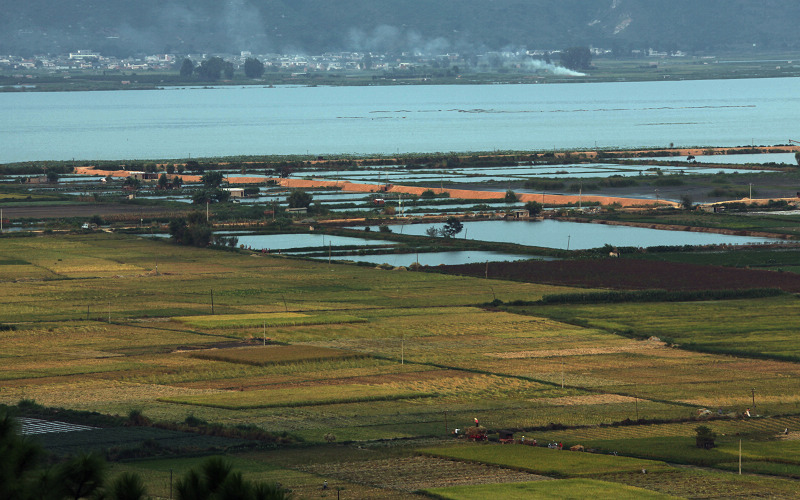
{"left": 1, "top": 78, "right": 798, "bottom": 163}
{"left": 323, "top": 250, "right": 541, "bottom": 267}
{"left": 379, "top": 220, "right": 782, "bottom": 250}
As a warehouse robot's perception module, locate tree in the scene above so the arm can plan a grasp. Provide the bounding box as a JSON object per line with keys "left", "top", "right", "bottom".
{"left": 425, "top": 226, "right": 441, "bottom": 237}
{"left": 123, "top": 176, "right": 141, "bottom": 190}
{"left": 1, "top": 407, "right": 148, "bottom": 500}
{"left": 244, "top": 57, "right": 265, "bottom": 78}
{"left": 158, "top": 173, "right": 169, "bottom": 189}
{"left": 166, "top": 164, "right": 175, "bottom": 174}
{"left": 361, "top": 53, "right": 373, "bottom": 70}
{"left": 680, "top": 195, "right": 694, "bottom": 210}
{"left": 504, "top": 189, "right": 518, "bottom": 203}
{"left": 560, "top": 46, "right": 592, "bottom": 70}
{"left": 169, "top": 212, "right": 212, "bottom": 247}
{"left": 287, "top": 190, "right": 313, "bottom": 209}
{"left": 223, "top": 61, "right": 235, "bottom": 80}
{"left": 193, "top": 188, "right": 230, "bottom": 205}
{"left": 179, "top": 58, "right": 194, "bottom": 78}
{"left": 197, "top": 57, "right": 226, "bottom": 80}
{"left": 0, "top": 410, "right": 43, "bottom": 499}
{"left": 108, "top": 472, "right": 148, "bottom": 500}
{"left": 795, "top": 152, "right": 800, "bottom": 167}
{"left": 441, "top": 216, "right": 463, "bottom": 238}
{"left": 201, "top": 171, "right": 225, "bottom": 187}
{"left": 57, "top": 452, "right": 107, "bottom": 500}
{"left": 524, "top": 201, "right": 543, "bottom": 216}
{"left": 46, "top": 170, "right": 59, "bottom": 183}
{"left": 176, "top": 457, "right": 289, "bottom": 500}
{"left": 695, "top": 425, "right": 717, "bottom": 449}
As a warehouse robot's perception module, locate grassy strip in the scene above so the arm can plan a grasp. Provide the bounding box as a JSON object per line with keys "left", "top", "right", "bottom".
{"left": 423, "top": 479, "right": 679, "bottom": 500}
{"left": 189, "top": 345, "right": 366, "bottom": 366}
{"left": 159, "top": 384, "right": 434, "bottom": 409}
{"left": 419, "top": 445, "right": 669, "bottom": 477}
{"left": 173, "top": 312, "right": 367, "bottom": 329}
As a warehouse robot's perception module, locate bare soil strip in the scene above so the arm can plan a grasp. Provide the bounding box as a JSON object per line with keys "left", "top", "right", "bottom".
{"left": 297, "top": 455, "right": 551, "bottom": 492}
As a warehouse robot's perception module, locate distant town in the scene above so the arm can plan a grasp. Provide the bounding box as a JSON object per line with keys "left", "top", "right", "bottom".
{"left": 0, "top": 46, "right": 689, "bottom": 77}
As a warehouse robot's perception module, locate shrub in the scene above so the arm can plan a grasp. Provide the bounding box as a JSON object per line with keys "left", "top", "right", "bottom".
{"left": 695, "top": 425, "right": 717, "bottom": 449}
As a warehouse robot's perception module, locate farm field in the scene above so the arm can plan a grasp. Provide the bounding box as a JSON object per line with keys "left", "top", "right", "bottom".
{"left": 510, "top": 295, "right": 800, "bottom": 362}
{"left": 431, "top": 258, "right": 800, "bottom": 292}
{"left": 419, "top": 444, "right": 671, "bottom": 476}
{"left": 4, "top": 232, "right": 800, "bottom": 496}
{"left": 423, "top": 478, "right": 680, "bottom": 500}
{"left": 622, "top": 247, "right": 800, "bottom": 272}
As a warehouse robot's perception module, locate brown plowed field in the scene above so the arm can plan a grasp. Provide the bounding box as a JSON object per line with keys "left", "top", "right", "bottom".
{"left": 434, "top": 259, "right": 800, "bottom": 292}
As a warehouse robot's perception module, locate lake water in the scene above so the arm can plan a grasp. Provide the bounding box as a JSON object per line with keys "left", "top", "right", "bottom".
{"left": 2, "top": 78, "right": 798, "bottom": 163}
{"left": 380, "top": 220, "right": 782, "bottom": 250}
{"left": 229, "top": 233, "right": 393, "bottom": 251}
{"left": 323, "top": 250, "right": 540, "bottom": 267}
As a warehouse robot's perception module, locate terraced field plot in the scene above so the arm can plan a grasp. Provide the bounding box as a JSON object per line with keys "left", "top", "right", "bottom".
{"left": 4, "top": 232, "right": 800, "bottom": 496}
{"left": 423, "top": 479, "right": 680, "bottom": 500}
{"left": 515, "top": 295, "right": 800, "bottom": 360}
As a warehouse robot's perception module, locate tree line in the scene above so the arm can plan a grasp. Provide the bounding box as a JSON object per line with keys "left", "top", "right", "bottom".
{"left": 180, "top": 57, "right": 265, "bottom": 81}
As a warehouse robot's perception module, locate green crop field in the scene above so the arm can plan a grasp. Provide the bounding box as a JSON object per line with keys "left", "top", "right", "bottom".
{"left": 189, "top": 344, "right": 366, "bottom": 366}
{"left": 420, "top": 445, "right": 669, "bottom": 476}
{"left": 512, "top": 295, "right": 800, "bottom": 361}
{"left": 173, "top": 312, "right": 367, "bottom": 329}
{"left": 424, "top": 479, "right": 680, "bottom": 500}
{"left": 160, "top": 383, "right": 435, "bottom": 409}
{"left": 5, "top": 232, "right": 800, "bottom": 497}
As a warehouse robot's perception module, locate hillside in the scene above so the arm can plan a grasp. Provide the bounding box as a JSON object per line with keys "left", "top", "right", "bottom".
{"left": 2, "top": 0, "right": 799, "bottom": 56}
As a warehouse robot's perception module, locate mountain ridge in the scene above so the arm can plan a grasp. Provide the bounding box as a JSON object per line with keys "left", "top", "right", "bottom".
{"left": 2, "top": 0, "right": 798, "bottom": 56}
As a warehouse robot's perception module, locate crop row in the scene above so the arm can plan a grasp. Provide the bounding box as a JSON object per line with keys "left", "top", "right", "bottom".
{"left": 188, "top": 345, "right": 366, "bottom": 366}
{"left": 159, "top": 383, "right": 435, "bottom": 409}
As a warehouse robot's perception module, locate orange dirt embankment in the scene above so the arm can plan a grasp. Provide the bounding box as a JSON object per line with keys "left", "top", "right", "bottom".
{"left": 271, "top": 178, "right": 676, "bottom": 208}
{"left": 73, "top": 167, "right": 202, "bottom": 183}
{"left": 560, "top": 145, "right": 800, "bottom": 159}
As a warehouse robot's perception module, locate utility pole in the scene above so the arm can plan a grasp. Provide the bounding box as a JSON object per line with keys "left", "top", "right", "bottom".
{"left": 752, "top": 387, "right": 756, "bottom": 408}
{"left": 210, "top": 289, "right": 215, "bottom": 315}
{"left": 739, "top": 440, "right": 742, "bottom": 474}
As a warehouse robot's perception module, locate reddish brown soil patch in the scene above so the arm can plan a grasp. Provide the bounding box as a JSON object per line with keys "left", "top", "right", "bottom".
{"left": 434, "top": 259, "right": 800, "bottom": 292}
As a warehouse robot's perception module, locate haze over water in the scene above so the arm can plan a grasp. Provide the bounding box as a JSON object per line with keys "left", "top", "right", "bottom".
{"left": 1, "top": 77, "right": 798, "bottom": 163}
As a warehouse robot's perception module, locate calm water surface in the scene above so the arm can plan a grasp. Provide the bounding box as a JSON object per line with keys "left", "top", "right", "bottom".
{"left": 382, "top": 220, "right": 782, "bottom": 250}
{"left": 2, "top": 78, "right": 798, "bottom": 162}
{"left": 323, "top": 250, "right": 539, "bottom": 267}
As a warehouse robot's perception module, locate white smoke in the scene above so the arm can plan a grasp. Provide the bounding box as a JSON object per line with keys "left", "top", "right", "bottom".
{"left": 347, "top": 25, "right": 451, "bottom": 55}
{"left": 222, "top": 0, "right": 269, "bottom": 53}
{"left": 524, "top": 58, "right": 586, "bottom": 77}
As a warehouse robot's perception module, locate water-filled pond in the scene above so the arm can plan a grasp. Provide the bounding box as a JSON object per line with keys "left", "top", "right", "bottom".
{"left": 377, "top": 219, "right": 782, "bottom": 250}
{"left": 320, "top": 250, "right": 544, "bottom": 267}
{"left": 228, "top": 233, "right": 394, "bottom": 251}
